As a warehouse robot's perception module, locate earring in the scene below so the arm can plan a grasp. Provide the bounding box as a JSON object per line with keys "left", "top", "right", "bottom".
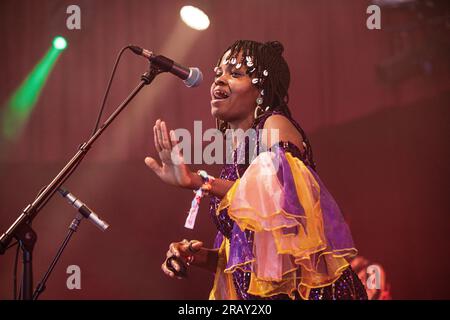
{"left": 254, "top": 95, "right": 265, "bottom": 119}
{"left": 254, "top": 105, "right": 264, "bottom": 120}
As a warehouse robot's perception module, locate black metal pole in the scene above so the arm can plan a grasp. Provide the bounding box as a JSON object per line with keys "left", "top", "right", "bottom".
{"left": 33, "top": 213, "right": 83, "bottom": 300}
{"left": 0, "top": 65, "right": 161, "bottom": 300}
{"left": 21, "top": 248, "right": 33, "bottom": 300}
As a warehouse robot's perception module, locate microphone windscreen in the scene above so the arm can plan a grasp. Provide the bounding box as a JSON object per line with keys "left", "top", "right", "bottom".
{"left": 184, "top": 68, "right": 203, "bottom": 87}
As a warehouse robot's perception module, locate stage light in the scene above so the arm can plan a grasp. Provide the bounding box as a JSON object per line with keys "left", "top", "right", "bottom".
{"left": 53, "top": 36, "right": 67, "bottom": 50}
{"left": 2, "top": 38, "right": 66, "bottom": 139}
{"left": 180, "top": 5, "right": 210, "bottom": 31}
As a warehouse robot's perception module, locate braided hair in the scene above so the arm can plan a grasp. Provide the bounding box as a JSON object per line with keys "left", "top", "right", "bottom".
{"left": 215, "top": 40, "right": 316, "bottom": 170}
{"left": 216, "top": 40, "right": 291, "bottom": 121}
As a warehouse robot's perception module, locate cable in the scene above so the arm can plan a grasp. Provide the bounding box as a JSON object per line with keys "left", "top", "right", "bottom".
{"left": 7, "top": 240, "right": 18, "bottom": 250}
{"left": 91, "top": 45, "right": 133, "bottom": 137}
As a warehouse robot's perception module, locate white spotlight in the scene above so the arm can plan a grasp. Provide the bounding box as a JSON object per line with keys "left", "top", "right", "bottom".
{"left": 180, "top": 5, "right": 210, "bottom": 31}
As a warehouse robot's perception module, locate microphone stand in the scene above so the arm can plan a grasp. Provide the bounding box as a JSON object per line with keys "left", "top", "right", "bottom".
{"left": 32, "top": 213, "right": 84, "bottom": 300}
{"left": 0, "top": 63, "right": 162, "bottom": 300}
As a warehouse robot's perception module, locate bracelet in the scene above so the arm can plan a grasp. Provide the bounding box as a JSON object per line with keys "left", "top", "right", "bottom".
{"left": 184, "top": 170, "right": 215, "bottom": 229}
{"left": 197, "top": 170, "right": 215, "bottom": 196}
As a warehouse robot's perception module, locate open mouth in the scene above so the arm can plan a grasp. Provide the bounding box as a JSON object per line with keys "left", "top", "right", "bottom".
{"left": 212, "top": 88, "right": 230, "bottom": 100}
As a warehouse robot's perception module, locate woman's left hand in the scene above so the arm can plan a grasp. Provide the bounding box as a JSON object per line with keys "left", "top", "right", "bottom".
{"left": 162, "top": 239, "right": 203, "bottom": 279}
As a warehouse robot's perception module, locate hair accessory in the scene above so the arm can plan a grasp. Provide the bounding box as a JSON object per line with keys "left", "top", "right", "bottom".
{"left": 230, "top": 57, "right": 237, "bottom": 65}
{"left": 263, "top": 69, "right": 269, "bottom": 76}
{"left": 256, "top": 97, "right": 264, "bottom": 105}
{"left": 235, "top": 63, "right": 242, "bottom": 69}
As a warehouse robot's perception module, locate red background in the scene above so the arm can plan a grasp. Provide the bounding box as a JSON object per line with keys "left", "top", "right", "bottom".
{"left": 0, "top": 0, "right": 449, "bottom": 299}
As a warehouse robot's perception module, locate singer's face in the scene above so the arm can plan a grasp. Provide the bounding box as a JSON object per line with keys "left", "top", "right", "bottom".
{"left": 210, "top": 50, "right": 259, "bottom": 124}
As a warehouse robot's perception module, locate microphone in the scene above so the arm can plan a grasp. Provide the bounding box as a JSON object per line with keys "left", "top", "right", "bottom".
{"left": 129, "top": 45, "right": 203, "bottom": 87}
{"left": 58, "top": 187, "right": 109, "bottom": 231}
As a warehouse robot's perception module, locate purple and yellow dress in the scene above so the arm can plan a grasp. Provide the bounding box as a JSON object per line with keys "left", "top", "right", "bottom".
{"left": 208, "top": 111, "right": 367, "bottom": 300}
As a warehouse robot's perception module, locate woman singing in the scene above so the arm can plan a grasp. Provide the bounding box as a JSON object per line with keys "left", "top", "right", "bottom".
{"left": 145, "top": 40, "right": 368, "bottom": 300}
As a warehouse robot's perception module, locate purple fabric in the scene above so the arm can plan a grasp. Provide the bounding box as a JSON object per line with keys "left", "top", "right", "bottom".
{"left": 308, "top": 166, "right": 356, "bottom": 251}
{"left": 214, "top": 231, "right": 224, "bottom": 249}
{"left": 276, "top": 148, "right": 306, "bottom": 219}
{"left": 226, "top": 223, "right": 254, "bottom": 272}
{"left": 275, "top": 147, "right": 308, "bottom": 235}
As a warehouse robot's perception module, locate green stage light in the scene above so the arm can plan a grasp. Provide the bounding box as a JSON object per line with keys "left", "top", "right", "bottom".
{"left": 2, "top": 37, "right": 66, "bottom": 140}
{"left": 53, "top": 36, "right": 67, "bottom": 50}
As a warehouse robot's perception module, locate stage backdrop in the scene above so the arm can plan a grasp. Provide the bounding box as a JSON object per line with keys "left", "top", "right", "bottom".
{"left": 0, "top": 0, "right": 449, "bottom": 299}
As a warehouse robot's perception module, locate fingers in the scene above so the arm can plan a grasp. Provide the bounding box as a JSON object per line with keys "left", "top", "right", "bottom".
{"left": 162, "top": 240, "right": 204, "bottom": 280}
{"left": 144, "top": 157, "right": 162, "bottom": 175}
{"left": 187, "top": 240, "right": 203, "bottom": 254}
{"left": 170, "top": 258, "right": 183, "bottom": 273}
{"left": 192, "top": 241, "right": 203, "bottom": 250}
{"left": 162, "top": 256, "right": 187, "bottom": 280}
{"left": 168, "top": 130, "right": 185, "bottom": 166}
{"left": 161, "top": 259, "right": 184, "bottom": 279}
{"left": 153, "top": 123, "right": 162, "bottom": 153}
{"left": 160, "top": 121, "right": 172, "bottom": 150}
{"left": 170, "top": 240, "right": 203, "bottom": 256}
{"left": 168, "top": 242, "right": 181, "bottom": 258}
{"left": 161, "top": 261, "right": 175, "bottom": 278}
{"left": 169, "top": 130, "right": 179, "bottom": 146}
{"left": 155, "top": 119, "right": 172, "bottom": 151}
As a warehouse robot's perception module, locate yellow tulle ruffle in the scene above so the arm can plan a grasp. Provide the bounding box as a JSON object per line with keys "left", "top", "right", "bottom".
{"left": 209, "top": 151, "right": 357, "bottom": 300}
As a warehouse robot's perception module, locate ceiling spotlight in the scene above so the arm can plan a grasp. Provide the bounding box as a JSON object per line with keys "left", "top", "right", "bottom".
{"left": 180, "top": 5, "right": 210, "bottom": 31}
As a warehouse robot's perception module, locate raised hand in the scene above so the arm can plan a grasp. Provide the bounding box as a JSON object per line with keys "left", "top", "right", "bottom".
{"left": 145, "top": 119, "right": 197, "bottom": 189}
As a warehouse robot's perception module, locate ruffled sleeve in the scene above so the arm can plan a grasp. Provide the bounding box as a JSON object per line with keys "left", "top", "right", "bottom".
{"left": 215, "top": 146, "right": 357, "bottom": 299}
